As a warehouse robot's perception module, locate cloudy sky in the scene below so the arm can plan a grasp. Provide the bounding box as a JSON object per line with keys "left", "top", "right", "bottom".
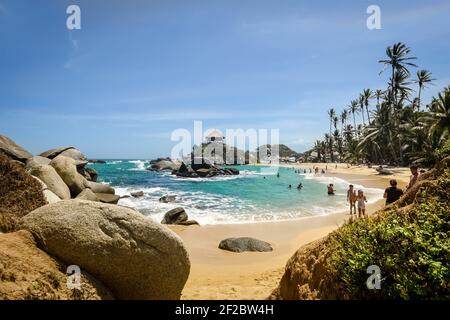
{"left": 1, "top": 0, "right": 450, "bottom": 158}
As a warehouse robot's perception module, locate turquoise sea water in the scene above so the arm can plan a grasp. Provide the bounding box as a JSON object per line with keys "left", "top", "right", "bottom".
{"left": 89, "top": 160, "right": 384, "bottom": 225}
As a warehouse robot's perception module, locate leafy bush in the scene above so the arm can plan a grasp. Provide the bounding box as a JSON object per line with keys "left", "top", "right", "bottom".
{"left": 328, "top": 173, "right": 450, "bottom": 299}
{"left": 436, "top": 138, "right": 450, "bottom": 160}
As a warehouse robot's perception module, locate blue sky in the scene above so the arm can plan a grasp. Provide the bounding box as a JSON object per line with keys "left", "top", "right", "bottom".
{"left": 1, "top": 0, "right": 450, "bottom": 159}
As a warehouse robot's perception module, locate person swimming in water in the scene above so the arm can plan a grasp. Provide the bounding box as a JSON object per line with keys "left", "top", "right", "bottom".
{"left": 327, "top": 184, "right": 334, "bottom": 195}
{"left": 297, "top": 183, "right": 303, "bottom": 190}
{"left": 277, "top": 172, "right": 280, "bottom": 178}
{"left": 288, "top": 184, "right": 292, "bottom": 189}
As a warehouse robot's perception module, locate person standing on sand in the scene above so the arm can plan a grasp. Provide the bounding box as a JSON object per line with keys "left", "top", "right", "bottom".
{"left": 406, "top": 164, "right": 420, "bottom": 190}
{"left": 347, "top": 185, "right": 357, "bottom": 215}
{"left": 357, "top": 190, "right": 367, "bottom": 218}
{"left": 384, "top": 179, "right": 403, "bottom": 205}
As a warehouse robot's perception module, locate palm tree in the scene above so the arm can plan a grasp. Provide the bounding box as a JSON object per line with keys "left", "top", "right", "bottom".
{"left": 414, "top": 70, "right": 435, "bottom": 110}
{"left": 333, "top": 116, "right": 339, "bottom": 131}
{"left": 379, "top": 42, "right": 417, "bottom": 104}
{"left": 423, "top": 86, "right": 450, "bottom": 143}
{"left": 340, "top": 110, "right": 348, "bottom": 134}
{"left": 349, "top": 100, "right": 359, "bottom": 137}
{"left": 362, "top": 88, "right": 373, "bottom": 123}
{"left": 375, "top": 89, "right": 384, "bottom": 107}
{"left": 327, "top": 108, "right": 336, "bottom": 161}
{"left": 359, "top": 94, "right": 366, "bottom": 126}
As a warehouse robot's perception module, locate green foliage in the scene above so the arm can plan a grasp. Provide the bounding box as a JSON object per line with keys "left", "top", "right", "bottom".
{"left": 436, "top": 138, "right": 450, "bottom": 160}
{"left": 329, "top": 173, "right": 450, "bottom": 299}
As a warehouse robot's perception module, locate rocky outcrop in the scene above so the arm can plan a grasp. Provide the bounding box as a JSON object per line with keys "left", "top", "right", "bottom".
{"left": 26, "top": 156, "right": 51, "bottom": 168}
{"left": 0, "top": 155, "right": 47, "bottom": 233}
{"left": 88, "top": 159, "right": 106, "bottom": 164}
{"left": 50, "top": 156, "right": 87, "bottom": 197}
{"left": 58, "top": 148, "right": 87, "bottom": 161}
{"left": 0, "top": 230, "right": 113, "bottom": 300}
{"left": 149, "top": 159, "right": 181, "bottom": 171}
{"left": 76, "top": 189, "right": 99, "bottom": 202}
{"left": 161, "top": 207, "right": 188, "bottom": 224}
{"left": 94, "top": 193, "right": 120, "bottom": 204}
{"left": 218, "top": 237, "right": 273, "bottom": 253}
{"left": 39, "top": 147, "right": 75, "bottom": 159}
{"left": 131, "top": 191, "right": 144, "bottom": 198}
{"left": 28, "top": 164, "right": 71, "bottom": 200}
{"left": 161, "top": 207, "right": 199, "bottom": 226}
{"left": 43, "top": 189, "right": 61, "bottom": 204}
{"left": 154, "top": 159, "right": 240, "bottom": 179}
{"left": 85, "top": 167, "right": 98, "bottom": 182}
{"left": 85, "top": 181, "right": 115, "bottom": 195}
{"left": 0, "top": 135, "right": 32, "bottom": 163}
{"left": 22, "top": 200, "right": 190, "bottom": 300}
{"left": 159, "top": 195, "right": 176, "bottom": 203}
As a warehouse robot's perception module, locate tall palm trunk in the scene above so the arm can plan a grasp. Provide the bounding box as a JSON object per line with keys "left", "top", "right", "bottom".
{"left": 366, "top": 106, "right": 371, "bottom": 124}
{"left": 417, "top": 85, "right": 423, "bottom": 111}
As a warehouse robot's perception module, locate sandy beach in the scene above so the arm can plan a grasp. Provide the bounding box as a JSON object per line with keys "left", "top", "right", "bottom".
{"left": 172, "top": 164, "right": 410, "bottom": 300}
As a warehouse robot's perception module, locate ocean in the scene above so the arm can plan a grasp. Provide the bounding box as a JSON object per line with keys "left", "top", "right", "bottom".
{"left": 88, "top": 160, "right": 384, "bottom": 225}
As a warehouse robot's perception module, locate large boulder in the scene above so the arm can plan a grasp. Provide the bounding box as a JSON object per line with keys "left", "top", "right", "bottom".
{"left": 39, "top": 146, "right": 75, "bottom": 159}
{"left": 31, "top": 176, "right": 61, "bottom": 204}
{"left": 0, "top": 156, "right": 47, "bottom": 233}
{"left": 150, "top": 160, "right": 180, "bottom": 171}
{"left": 161, "top": 207, "right": 188, "bottom": 225}
{"left": 218, "top": 237, "right": 273, "bottom": 253}
{"left": 58, "top": 148, "right": 87, "bottom": 161}
{"left": 76, "top": 189, "right": 99, "bottom": 202}
{"left": 94, "top": 193, "right": 120, "bottom": 204}
{"left": 43, "top": 189, "right": 62, "bottom": 204}
{"left": 0, "top": 135, "right": 32, "bottom": 163}
{"left": 50, "top": 156, "right": 87, "bottom": 197}
{"left": 26, "top": 156, "right": 51, "bottom": 168}
{"left": 0, "top": 230, "right": 113, "bottom": 300}
{"left": 86, "top": 181, "right": 115, "bottom": 195}
{"left": 131, "top": 191, "right": 144, "bottom": 198}
{"left": 85, "top": 167, "right": 98, "bottom": 182}
{"left": 21, "top": 200, "right": 190, "bottom": 300}
{"left": 28, "top": 164, "right": 71, "bottom": 200}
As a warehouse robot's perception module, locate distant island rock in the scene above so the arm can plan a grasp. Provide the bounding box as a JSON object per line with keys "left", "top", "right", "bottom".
{"left": 148, "top": 158, "right": 239, "bottom": 178}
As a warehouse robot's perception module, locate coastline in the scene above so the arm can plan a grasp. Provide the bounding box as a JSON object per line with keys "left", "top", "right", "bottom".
{"left": 171, "top": 166, "right": 399, "bottom": 300}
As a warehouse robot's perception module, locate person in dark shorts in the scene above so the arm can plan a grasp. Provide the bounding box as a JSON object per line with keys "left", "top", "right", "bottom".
{"left": 383, "top": 179, "right": 404, "bottom": 205}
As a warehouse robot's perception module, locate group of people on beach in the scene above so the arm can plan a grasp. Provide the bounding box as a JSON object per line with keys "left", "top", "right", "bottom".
{"left": 282, "top": 163, "right": 420, "bottom": 219}
{"left": 346, "top": 185, "right": 368, "bottom": 218}
{"left": 345, "top": 164, "right": 420, "bottom": 218}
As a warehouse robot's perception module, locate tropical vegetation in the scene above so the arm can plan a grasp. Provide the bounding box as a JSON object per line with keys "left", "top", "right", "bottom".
{"left": 311, "top": 42, "right": 450, "bottom": 167}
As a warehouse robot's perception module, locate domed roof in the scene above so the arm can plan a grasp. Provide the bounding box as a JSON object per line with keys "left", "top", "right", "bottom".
{"left": 206, "top": 129, "right": 224, "bottom": 138}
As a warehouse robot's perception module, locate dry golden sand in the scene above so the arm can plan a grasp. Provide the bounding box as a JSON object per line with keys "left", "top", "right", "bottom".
{"left": 170, "top": 164, "right": 411, "bottom": 300}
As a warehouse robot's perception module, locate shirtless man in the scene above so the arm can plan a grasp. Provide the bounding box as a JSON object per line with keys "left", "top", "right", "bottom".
{"left": 347, "top": 184, "right": 357, "bottom": 215}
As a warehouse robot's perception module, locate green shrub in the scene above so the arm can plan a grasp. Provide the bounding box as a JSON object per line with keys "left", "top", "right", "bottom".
{"left": 436, "top": 138, "right": 450, "bottom": 160}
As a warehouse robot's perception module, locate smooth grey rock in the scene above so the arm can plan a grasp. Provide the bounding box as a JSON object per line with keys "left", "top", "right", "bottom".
{"left": 161, "top": 207, "right": 188, "bottom": 225}
{"left": 28, "top": 164, "right": 71, "bottom": 200}
{"left": 50, "top": 155, "right": 87, "bottom": 197}
{"left": 131, "top": 191, "right": 144, "bottom": 198}
{"left": 21, "top": 200, "right": 190, "bottom": 300}
{"left": 218, "top": 237, "right": 273, "bottom": 253}
{"left": 0, "top": 135, "right": 32, "bottom": 162}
